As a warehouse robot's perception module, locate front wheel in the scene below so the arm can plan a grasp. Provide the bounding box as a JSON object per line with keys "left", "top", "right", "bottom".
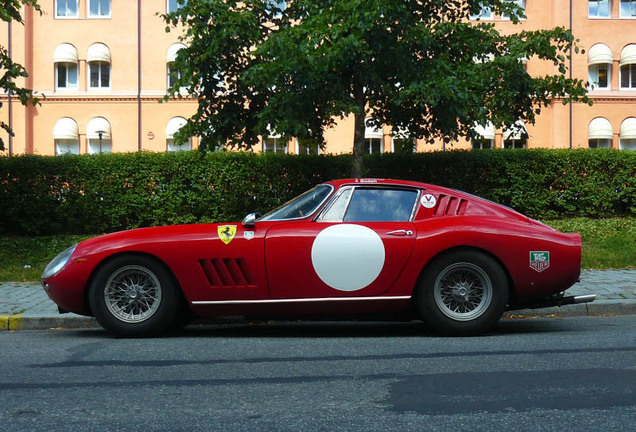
{"left": 416, "top": 250, "right": 509, "bottom": 336}
{"left": 89, "top": 255, "right": 180, "bottom": 337}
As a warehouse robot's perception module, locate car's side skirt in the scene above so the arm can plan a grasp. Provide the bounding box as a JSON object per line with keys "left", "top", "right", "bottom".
{"left": 192, "top": 296, "right": 411, "bottom": 305}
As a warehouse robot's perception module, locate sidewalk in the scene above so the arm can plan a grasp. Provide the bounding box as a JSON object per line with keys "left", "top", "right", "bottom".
{"left": 0, "top": 269, "right": 634, "bottom": 331}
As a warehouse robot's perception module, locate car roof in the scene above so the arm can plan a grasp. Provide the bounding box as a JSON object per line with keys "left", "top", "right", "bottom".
{"left": 324, "top": 178, "right": 430, "bottom": 189}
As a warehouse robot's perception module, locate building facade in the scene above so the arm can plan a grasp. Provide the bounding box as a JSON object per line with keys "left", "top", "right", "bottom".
{"left": 1, "top": 0, "right": 635, "bottom": 156}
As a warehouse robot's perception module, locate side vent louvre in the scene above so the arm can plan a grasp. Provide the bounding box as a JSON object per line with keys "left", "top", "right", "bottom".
{"left": 199, "top": 258, "right": 256, "bottom": 288}
{"left": 433, "top": 194, "right": 468, "bottom": 216}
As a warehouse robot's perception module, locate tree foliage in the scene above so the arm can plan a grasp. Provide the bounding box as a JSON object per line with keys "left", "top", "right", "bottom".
{"left": 0, "top": 0, "right": 41, "bottom": 152}
{"left": 164, "top": 0, "right": 590, "bottom": 175}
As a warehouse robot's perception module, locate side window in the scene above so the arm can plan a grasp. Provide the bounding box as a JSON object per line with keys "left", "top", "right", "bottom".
{"left": 343, "top": 188, "right": 418, "bottom": 222}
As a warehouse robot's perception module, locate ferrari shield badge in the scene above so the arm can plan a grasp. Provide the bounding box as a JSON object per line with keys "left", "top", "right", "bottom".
{"left": 530, "top": 251, "right": 550, "bottom": 272}
{"left": 218, "top": 225, "right": 237, "bottom": 245}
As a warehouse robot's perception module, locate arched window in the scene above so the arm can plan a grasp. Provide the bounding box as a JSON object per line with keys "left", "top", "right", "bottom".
{"left": 87, "top": 117, "right": 112, "bottom": 154}
{"left": 620, "top": 45, "right": 636, "bottom": 89}
{"left": 53, "top": 118, "right": 79, "bottom": 155}
{"left": 472, "top": 123, "right": 495, "bottom": 149}
{"left": 364, "top": 118, "right": 383, "bottom": 154}
{"left": 588, "top": 44, "right": 613, "bottom": 90}
{"left": 503, "top": 121, "right": 528, "bottom": 149}
{"left": 166, "top": 117, "right": 191, "bottom": 151}
{"left": 87, "top": 43, "right": 111, "bottom": 89}
{"left": 167, "top": 43, "right": 187, "bottom": 89}
{"left": 54, "top": 43, "right": 78, "bottom": 90}
{"left": 620, "top": 118, "right": 636, "bottom": 149}
{"left": 588, "top": 117, "right": 613, "bottom": 148}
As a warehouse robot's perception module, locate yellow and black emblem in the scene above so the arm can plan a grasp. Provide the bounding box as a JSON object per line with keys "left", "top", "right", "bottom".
{"left": 218, "top": 225, "right": 237, "bottom": 245}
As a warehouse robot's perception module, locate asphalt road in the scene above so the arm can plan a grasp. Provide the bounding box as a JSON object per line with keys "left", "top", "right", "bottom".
{"left": 1, "top": 316, "right": 635, "bottom": 431}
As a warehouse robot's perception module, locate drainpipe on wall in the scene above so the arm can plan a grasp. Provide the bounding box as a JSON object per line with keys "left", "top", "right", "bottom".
{"left": 137, "top": 0, "right": 142, "bottom": 151}
{"left": 569, "top": 0, "right": 573, "bottom": 150}
{"left": 7, "top": 21, "right": 12, "bottom": 156}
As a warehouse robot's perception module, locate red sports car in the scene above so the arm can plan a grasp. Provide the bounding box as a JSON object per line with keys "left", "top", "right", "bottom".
{"left": 42, "top": 179, "right": 594, "bottom": 337}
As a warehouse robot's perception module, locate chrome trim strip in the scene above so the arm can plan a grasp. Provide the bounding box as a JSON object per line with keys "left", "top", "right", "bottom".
{"left": 192, "top": 296, "right": 411, "bottom": 305}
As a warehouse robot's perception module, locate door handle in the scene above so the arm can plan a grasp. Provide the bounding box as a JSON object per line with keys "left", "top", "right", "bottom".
{"left": 387, "top": 229, "right": 414, "bottom": 236}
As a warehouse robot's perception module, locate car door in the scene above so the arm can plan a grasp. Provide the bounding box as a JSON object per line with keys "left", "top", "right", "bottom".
{"left": 265, "top": 186, "right": 419, "bottom": 299}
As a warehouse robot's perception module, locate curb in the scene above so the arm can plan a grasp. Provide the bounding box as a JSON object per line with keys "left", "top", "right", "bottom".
{"left": 503, "top": 299, "right": 636, "bottom": 319}
{"left": 1, "top": 300, "right": 634, "bottom": 331}
{"left": 0, "top": 315, "right": 99, "bottom": 331}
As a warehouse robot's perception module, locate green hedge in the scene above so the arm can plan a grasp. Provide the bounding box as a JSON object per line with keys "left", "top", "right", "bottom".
{"left": 1, "top": 149, "right": 634, "bottom": 235}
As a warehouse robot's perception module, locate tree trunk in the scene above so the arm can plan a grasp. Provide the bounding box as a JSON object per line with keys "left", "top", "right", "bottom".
{"left": 351, "top": 83, "right": 366, "bottom": 178}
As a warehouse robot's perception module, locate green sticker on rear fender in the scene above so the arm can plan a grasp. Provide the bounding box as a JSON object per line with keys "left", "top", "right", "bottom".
{"left": 530, "top": 251, "right": 550, "bottom": 272}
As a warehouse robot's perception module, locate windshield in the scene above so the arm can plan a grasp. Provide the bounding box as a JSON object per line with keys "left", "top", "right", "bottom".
{"left": 259, "top": 185, "right": 334, "bottom": 221}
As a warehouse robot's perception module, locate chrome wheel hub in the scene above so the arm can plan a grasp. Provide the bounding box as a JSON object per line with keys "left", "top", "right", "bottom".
{"left": 104, "top": 265, "right": 162, "bottom": 324}
{"left": 434, "top": 262, "right": 493, "bottom": 321}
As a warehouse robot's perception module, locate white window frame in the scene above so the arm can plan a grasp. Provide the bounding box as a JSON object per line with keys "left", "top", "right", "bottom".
{"left": 167, "top": 0, "right": 186, "bottom": 13}
{"left": 88, "top": 0, "right": 111, "bottom": 18}
{"left": 167, "top": 62, "right": 182, "bottom": 89}
{"left": 620, "top": 63, "right": 636, "bottom": 89}
{"left": 88, "top": 138, "right": 112, "bottom": 154}
{"left": 470, "top": 6, "right": 493, "bottom": 20}
{"left": 263, "top": 136, "right": 287, "bottom": 153}
{"left": 55, "top": 139, "right": 80, "bottom": 155}
{"left": 472, "top": 138, "right": 494, "bottom": 150}
{"left": 589, "top": 63, "right": 611, "bottom": 90}
{"left": 55, "top": 62, "right": 79, "bottom": 90}
{"left": 501, "top": 0, "right": 526, "bottom": 20}
{"left": 589, "top": 0, "right": 612, "bottom": 18}
{"left": 296, "top": 139, "right": 320, "bottom": 155}
{"left": 167, "top": 138, "right": 192, "bottom": 152}
{"left": 55, "top": 0, "right": 79, "bottom": 18}
{"left": 88, "top": 61, "right": 111, "bottom": 89}
{"left": 589, "top": 138, "right": 612, "bottom": 148}
{"left": 620, "top": 0, "right": 636, "bottom": 17}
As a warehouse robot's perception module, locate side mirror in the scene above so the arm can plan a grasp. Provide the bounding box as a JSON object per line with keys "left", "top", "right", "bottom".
{"left": 242, "top": 212, "right": 261, "bottom": 229}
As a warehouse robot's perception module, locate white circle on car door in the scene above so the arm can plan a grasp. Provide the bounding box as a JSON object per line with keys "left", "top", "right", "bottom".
{"left": 311, "top": 224, "right": 385, "bottom": 291}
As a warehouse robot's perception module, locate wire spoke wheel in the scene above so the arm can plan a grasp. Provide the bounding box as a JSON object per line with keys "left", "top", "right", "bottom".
{"left": 433, "top": 262, "right": 493, "bottom": 322}
{"left": 104, "top": 265, "right": 162, "bottom": 323}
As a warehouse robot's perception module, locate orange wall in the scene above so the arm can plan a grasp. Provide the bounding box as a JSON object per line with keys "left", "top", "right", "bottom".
{"left": 1, "top": 1, "right": 635, "bottom": 156}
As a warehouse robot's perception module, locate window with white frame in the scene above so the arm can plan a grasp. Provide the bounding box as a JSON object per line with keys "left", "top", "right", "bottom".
{"left": 588, "top": 44, "right": 613, "bottom": 90}
{"left": 589, "top": 0, "right": 611, "bottom": 17}
{"left": 87, "top": 43, "right": 111, "bottom": 89}
{"left": 621, "top": 63, "right": 636, "bottom": 88}
{"left": 620, "top": 118, "right": 636, "bottom": 149}
{"left": 53, "top": 118, "right": 80, "bottom": 155}
{"left": 56, "top": 0, "right": 78, "bottom": 18}
{"left": 297, "top": 139, "right": 320, "bottom": 155}
{"left": 167, "top": 43, "right": 186, "bottom": 89}
{"left": 470, "top": 6, "right": 493, "bottom": 20}
{"left": 501, "top": 0, "right": 526, "bottom": 20}
{"left": 364, "top": 118, "right": 384, "bottom": 154}
{"left": 166, "top": 117, "right": 191, "bottom": 151}
{"left": 471, "top": 123, "right": 495, "bottom": 149}
{"left": 89, "top": 0, "right": 111, "bottom": 17}
{"left": 168, "top": 0, "right": 187, "bottom": 13}
{"left": 54, "top": 44, "right": 79, "bottom": 90}
{"left": 503, "top": 122, "right": 528, "bottom": 149}
{"left": 89, "top": 62, "right": 110, "bottom": 88}
{"left": 87, "top": 117, "right": 112, "bottom": 154}
{"left": 590, "top": 64, "right": 611, "bottom": 90}
{"left": 588, "top": 117, "right": 613, "bottom": 148}
{"left": 620, "top": 0, "right": 636, "bottom": 17}
{"left": 263, "top": 136, "right": 287, "bottom": 153}
{"left": 56, "top": 63, "right": 78, "bottom": 89}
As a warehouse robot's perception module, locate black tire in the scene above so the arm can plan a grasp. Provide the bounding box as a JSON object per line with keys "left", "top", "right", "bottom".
{"left": 89, "top": 255, "right": 180, "bottom": 337}
{"left": 416, "top": 250, "right": 509, "bottom": 336}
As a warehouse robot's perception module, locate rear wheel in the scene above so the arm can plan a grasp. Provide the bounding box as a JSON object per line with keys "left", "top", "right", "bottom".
{"left": 416, "top": 250, "right": 508, "bottom": 335}
{"left": 89, "top": 255, "right": 180, "bottom": 337}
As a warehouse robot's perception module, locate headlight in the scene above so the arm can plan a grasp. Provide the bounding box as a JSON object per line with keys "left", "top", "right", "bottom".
{"left": 42, "top": 245, "right": 78, "bottom": 279}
